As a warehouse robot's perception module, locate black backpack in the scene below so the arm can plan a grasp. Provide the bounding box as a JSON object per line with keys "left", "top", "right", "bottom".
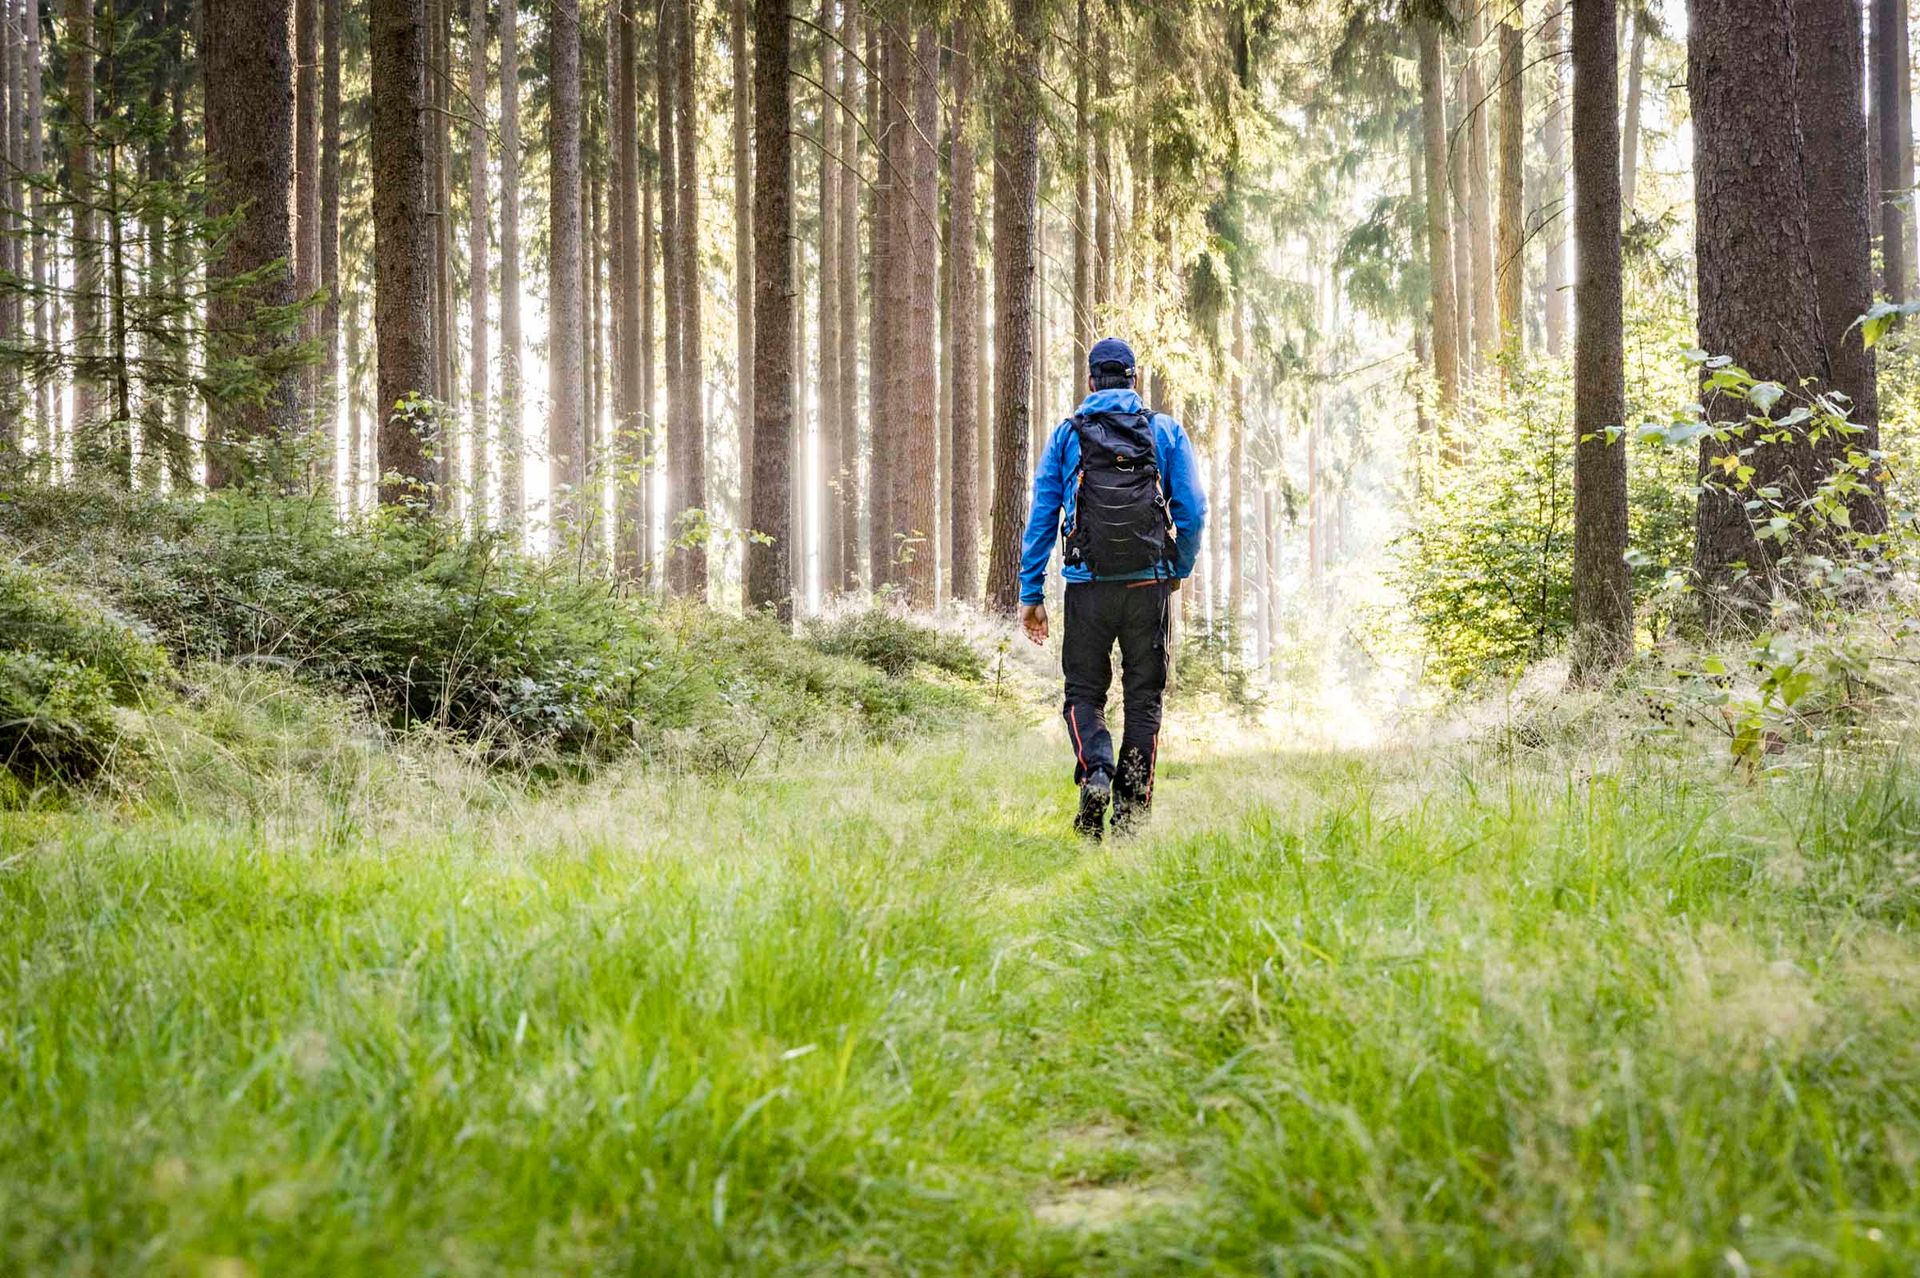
{"left": 1061, "top": 409, "right": 1175, "bottom": 576}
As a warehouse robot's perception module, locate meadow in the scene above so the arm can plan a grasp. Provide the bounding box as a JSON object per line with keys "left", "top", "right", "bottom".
{"left": 4, "top": 691, "right": 1917, "bottom": 1275}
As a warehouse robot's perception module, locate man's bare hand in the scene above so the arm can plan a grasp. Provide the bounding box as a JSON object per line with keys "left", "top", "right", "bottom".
{"left": 1019, "top": 603, "right": 1048, "bottom": 645}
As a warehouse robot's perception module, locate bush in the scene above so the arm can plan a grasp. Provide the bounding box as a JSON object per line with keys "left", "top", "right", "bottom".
{"left": 803, "top": 609, "right": 985, "bottom": 680}
{"left": 0, "top": 559, "right": 171, "bottom": 791}
{"left": 0, "top": 487, "right": 984, "bottom": 770}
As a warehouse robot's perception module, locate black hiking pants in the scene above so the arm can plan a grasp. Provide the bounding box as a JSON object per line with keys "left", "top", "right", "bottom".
{"left": 1061, "top": 579, "right": 1173, "bottom": 806}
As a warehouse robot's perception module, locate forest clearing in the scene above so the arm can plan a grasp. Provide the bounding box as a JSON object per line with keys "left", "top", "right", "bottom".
{"left": 8, "top": 670, "right": 1920, "bottom": 1274}
{"left": 6, "top": 0, "right": 1920, "bottom": 1264}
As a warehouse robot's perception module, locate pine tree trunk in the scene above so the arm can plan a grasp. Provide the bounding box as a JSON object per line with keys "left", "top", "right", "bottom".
{"left": 746, "top": 0, "right": 792, "bottom": 616}
{"left": 615, "top": 0, "right": 645, "bottom": 576}
{"left": 1873, "top": 0, "right": 1910, "bottom": 296}
{"left": 732, "top": 0, "right": 753, "bottom": 547}
{"left": 896, "top": 23, "right": 938, "bottom": 605}
{"left": 1689, "top": 0, "right": 1831, "bottom": 619}
{"left": 948, "top": 22, "right": 979, "bottom": 601}
{"left": 1448, "top": 55, "right": 1473, "bottom": 376}
{"left": 1542, "top": 0, "right": 1568, "bottom": 358}
{"left": 1466, "top": 3, "right": 1497, "bottom": 370}
{"left": 370, "top": 0, "right": 436, "bottom": 505}
{"left": 668, "top": 0, "right": 705, "bottom": 597}
{"left": 295, "top": 0, "right": 319, "bottom": 427}
{"left": 1418, "top": 22, "right": 1459, "bottom": 409}
{"left": 657, "top": 0, "right": 682, "bottom": 568}
{"left": 65, "top": 0, "right": 100, "bottom": 462}
{"left": 817, "top": 0, "right": 842, "bottom": 596}
{"left": 432, "top": 0, "right": 456, "bottom": 502}
{"left": 1, "top": 0, "right": 17, "bottom": 454}
{"left": 640, "top": 169, "right": 657, "bottom": 580}
{"left": 1570, "top": 0, "right": 1630, "bottom": 676}
{"left": 321, "top": 0, "right": 342, "bottom": 494}
{"left": 836, "top": 3, "right": 859, "bottom": 593}
{"left": 1071, "top": 0, "right": 1090, "bottom": 374}
{"left": 466, "top": 0, "right": 488, "bottom": 527}
{"left": 26, "top": 0, "right": 45, "bottom": 457}
{"left": 1620, "top": 7, "right": 1646, "bottom": 212}
{"left": 205, "top": 0, "right": 299, "bottom": 488}
{"left": 984, "top": 0, "right": 1039, "bottom": 613}
{"left": 864, "top": 12, "right": 886, "bottom": 590}
{"left": 1093, "top": 25, "right": 1111, "bottom": 312}
{"left": 1227, "top": 292, "right": 1247, "bottom": 658}
{"left": 549, "top": 0, "right": 585, "bottom": 534}
{"left": 1030, "top": 186, "right": 1048, "bottom": 469}
{"left": 1795, "top": 0, "right": 1882, "bottom": 530}
{"left": 1496, "top": 18, "right": 1524, "bottom": 361}
{"left": 499, "top": 0, "right": 524, "bottom": 534}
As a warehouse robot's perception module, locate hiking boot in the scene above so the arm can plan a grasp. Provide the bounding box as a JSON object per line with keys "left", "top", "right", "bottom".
{"left": 1111, "top": 794, "right": 1150, "bottom": 838}
{"left": 1075, "top": 770, "right": 1112, "bottom": 840}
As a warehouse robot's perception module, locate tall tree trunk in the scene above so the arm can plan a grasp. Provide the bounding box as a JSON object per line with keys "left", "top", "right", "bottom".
{"left": 1030, "top": 185, "right": 1048, "bottom": 467}
{"left": 499, "top": 0, "right": 524, "bottom": 534}
{"left": 1227, "top": 293, "right": 1246, "bottom": 657}
{"left": 1496, "top": 18, "right": 1524, "bottom": 361}
{"left": 26, "top": 0, "right": 45, "bottom": 458}
{"left": 985, "top": 0, "right": 1038, "bottom": 613}
{"left": 466, "top": 0, "right": 488, "bottom": 527}
{"left": 205, "top": 0, "right": 299, "bottom": 488}
{"left": 640, "top": 169, "right": 657, "bottom": 580}
{"left": 1873, "top": 0, "right": 1910, "bottom": 296}
{"left": 432, "top": 0, "right": 456, "bottom": 502}
{"left": 863, "top": 13, "right": 885, "bottom": 589}
{"left": 549, "top": 0, "right": 585, "bottom": 535}
{"left": 370, "top": 0, "right": 436, "bottom": 505}
{"left": 1542, "top": 0, "right": 1569, "bottom": 357}
{"left": 817, "top": 0, "right": 842, "bottom": 596}
{"left": 616, "top": 0, "right": 645, "bottom": 576}
{"left": 894, "top": 23, "right": 937, "bottom": 605}
{"left": 1796, "top": 0, "right": 1882, "bottom": 529}
{"left": 836, "top": 5, "right": 859, "bottom": 593}
{"left": 1689, "top": 0, "right": 1830, "bottom": 616}
{"left": 1093, "top": 24, "right": 1111, "bottom": 313}
{"left": 658, "top": 0, "right": 682, "bottom": 571}
{"left": 1466, "top": 4, "right": 1497, "bottom": 370}
{"left": 732, "top": 0, "right": 753, "bottom": 550}
{"left": 1448, "top": 54, "right": 1473, "bottom": 376}
{"left": 1418, "top": 22, "right": 1459, "bottom": 409}
{"left": 65, "top": 0, "right": 100, "bottom": 464}
{"left": 322, "top": 0, "right": 342, "bottom": 494}
{"left": 1071, "top": 0, "right": 1090, "bottom": 374}
{"left": 295, "top": 0, "right": 319, "bottom": 437}
{"left": 1620, "top": 6, "right": 1646, "bottom": 211}
{"left": 746, "top": 0, "right": 792, "bottom": 616}
{"left": 668, "top": 0, "right": 705, "bottom": 596}
{"left": 1570, "top": 0, "right": 1630, "bottom": 676}
{"left": 948, "top": 22, "right": 980, "bottom": 601}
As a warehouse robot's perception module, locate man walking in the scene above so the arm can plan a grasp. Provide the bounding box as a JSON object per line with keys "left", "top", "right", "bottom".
{"left": 1017, "top": 338, "right": 1207, "bottom": 840}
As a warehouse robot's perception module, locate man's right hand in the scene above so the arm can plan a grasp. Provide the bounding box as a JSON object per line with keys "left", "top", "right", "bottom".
{"left": 1019, "top": 603, "right": 1048, "bottom": 645}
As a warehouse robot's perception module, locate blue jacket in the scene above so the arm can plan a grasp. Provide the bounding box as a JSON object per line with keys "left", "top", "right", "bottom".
{"left": 1019, "top": 389, "right": 1208, "bottom": 606}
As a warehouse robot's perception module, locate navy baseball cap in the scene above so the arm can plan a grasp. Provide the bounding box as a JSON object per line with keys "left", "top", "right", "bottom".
{"left": 1087, "top": 336, "right": 1136, "bottom": 376}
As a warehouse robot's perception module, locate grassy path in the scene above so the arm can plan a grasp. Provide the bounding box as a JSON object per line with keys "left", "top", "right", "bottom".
{"left": 4, "top": 715, "right": 1920, "bottom": 1274}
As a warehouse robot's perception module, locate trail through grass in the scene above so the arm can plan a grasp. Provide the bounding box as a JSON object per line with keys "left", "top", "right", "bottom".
{"left": 4, "top": 710, "right": 1920, "bottom": 1274}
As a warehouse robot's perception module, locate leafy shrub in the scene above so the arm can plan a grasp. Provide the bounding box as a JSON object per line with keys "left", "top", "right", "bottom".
{"left": 803, "top": 609, "right": 985, "bottom": 680}
{"left": 0, "top": 559, "right": 171, "bottom": 791}
{"left": 0, "top": 487, "right": 983, "bottom": 769}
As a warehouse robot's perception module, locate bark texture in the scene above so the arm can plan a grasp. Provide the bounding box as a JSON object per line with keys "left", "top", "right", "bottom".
{"left": 1495, "top": 18, "right": 1523, "bottom": 359}
{"left": 548, "top": 0, "right": 585, "bottom": 534}
{"left": 948, "top": 23, "right": 980, "bottom": 601}
{"left": 205, "top": 0, "right": 299, "bottom": 488}
{"left": 746, "top": 0, "right": 792, "bottom": 616}
{"left": 1418, "top": 22, "right": 1459, "bottom": 409}
{"left": 369, "top": 0, "right": 436, "bottom": 503}
{"left": 499, "top": 0, "right": 524, "bottom": 532}
{"left": 1570, "top": 0, "right": 1630, "bottom": 675}
{"left": 984, "top": 0, "right": 1039, "bottom": 613}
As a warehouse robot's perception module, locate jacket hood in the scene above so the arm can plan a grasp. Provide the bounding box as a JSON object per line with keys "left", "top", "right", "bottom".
{"left": 1076, "top": 388, "right": 1146, "bottom": 417}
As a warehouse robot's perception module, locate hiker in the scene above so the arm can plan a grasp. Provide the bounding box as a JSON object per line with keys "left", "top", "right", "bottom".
{"left": 1017, "top": 337, "right": 1208, "bottom": 840}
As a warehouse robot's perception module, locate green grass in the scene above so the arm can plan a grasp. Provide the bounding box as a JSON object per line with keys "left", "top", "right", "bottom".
{"left": 3, "top": 710, "right": 1919, "bottom": 1275}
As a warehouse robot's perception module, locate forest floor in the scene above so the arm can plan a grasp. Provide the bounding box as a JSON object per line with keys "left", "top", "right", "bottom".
{"left": 4, "top": 678, "right": 1920, "bottom": 1275}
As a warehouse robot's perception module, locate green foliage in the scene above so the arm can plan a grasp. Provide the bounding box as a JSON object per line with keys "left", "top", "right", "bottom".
{"left": 0, "top": 559, "right": 171, "bottom": 794}
{"left": 0, "top": 486, "right": 983, "bottom": 772}
{"left": 803, "top": 610, "right": 985, "bottom": 680}
{"left": 1392, "top": 361, "right": 1696, "bottom": 687}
